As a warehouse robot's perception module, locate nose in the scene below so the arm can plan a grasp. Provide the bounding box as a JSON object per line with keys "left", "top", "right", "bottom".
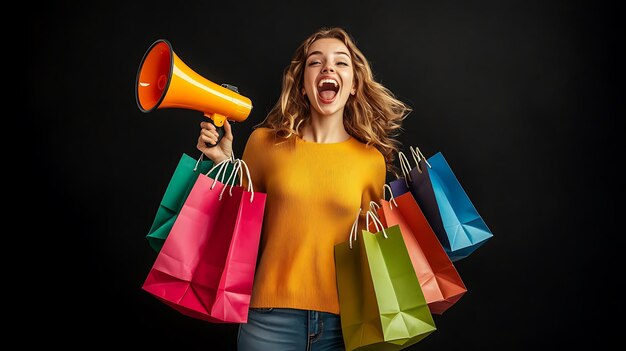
{"left": 322, "top": 64, "right": 335, "bottom": 73}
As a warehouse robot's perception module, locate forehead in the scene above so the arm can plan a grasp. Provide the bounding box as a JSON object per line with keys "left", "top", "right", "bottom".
{"left": 307, "top": 38, "right": 350, "bottom": 56}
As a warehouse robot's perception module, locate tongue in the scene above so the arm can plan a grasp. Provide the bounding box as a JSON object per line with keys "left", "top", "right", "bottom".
{"left": 319, "top": 90, "right": 336, "bottom": 100}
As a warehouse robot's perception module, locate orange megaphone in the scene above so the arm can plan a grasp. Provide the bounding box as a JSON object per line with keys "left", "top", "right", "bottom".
{"left": 135, "top": 39, "right": 252, "bottom": 144}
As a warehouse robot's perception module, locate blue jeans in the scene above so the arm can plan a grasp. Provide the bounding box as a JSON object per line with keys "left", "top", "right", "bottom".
{"left": 237, "top": 308, "right": 345, "bottom": 351}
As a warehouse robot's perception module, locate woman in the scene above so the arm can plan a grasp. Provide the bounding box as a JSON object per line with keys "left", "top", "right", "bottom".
{"left": 197, "top": 27, "right": 410, "bottom": 351}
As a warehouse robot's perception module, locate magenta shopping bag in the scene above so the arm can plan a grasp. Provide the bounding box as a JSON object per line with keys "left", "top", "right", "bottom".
{"left": 142, "top": 159, "right": 266, "bottom": 323}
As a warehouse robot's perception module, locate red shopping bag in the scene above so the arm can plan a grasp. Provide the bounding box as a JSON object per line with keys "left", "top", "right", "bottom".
{"left": 142, "top": 159, "right": 266, "bottom": 323}
{"left": 371, "top": 185, "right": 467, "bottom": 315}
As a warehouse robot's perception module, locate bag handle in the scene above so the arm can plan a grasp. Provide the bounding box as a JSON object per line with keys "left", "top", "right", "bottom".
{"left": 349, "top": 207, "right": 389, "bottom": 249}
{"left": 383, "top": 184, "right": 398, "bottom": 210}
{"left": 409, "top": 146, "right": 431, "bottom": 173}
{"left": 219, "top": 159, "right": 242, "bottom": 200}
{"left": 194, "top": 150, "right": 236, "bottom": 171}
{"left": 206, "top": 158, "right": 234, "bottom": 189}
{"left": 193, "top": 152, "right": 204, "bottom": 171}
{"left": 365, "top": 209, "right": 388, "bottom": 238}
{"left": 349, "top": 208, "right": 362, "bottom": 249}
{"left": 215, "top": 159, "right": 256, "bottom": 202}
{"left": 398, "top": 151, "right": 412, "bottom": 185}
{"left": 369, "top": 200, "right": 380, "bottom": 217}
{"left": 238, "top": 159, "right": 255, "bottom": 202}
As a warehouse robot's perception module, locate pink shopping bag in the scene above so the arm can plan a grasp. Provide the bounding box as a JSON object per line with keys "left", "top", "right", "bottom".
{"left": 142, "top": 159, "right": 266, "bottom": 323}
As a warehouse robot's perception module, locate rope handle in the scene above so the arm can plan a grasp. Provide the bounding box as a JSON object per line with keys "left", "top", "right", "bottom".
{"left": 409, "top": 146, "right": 431, "bottom": 173}
{"left": 193, "top": 152, "right": 204, "bottom": 172}
{"left": 238, "top": 159, "right": 255, "bottom": 202}
{"left": 398, "top": 151, "right": 412, "bottom": 186}
{"left": 205, "top": 158, "right": 234, "bottom": 190}
{"left": 365, "top": 209, "right": 388, "bottom": 238}
{"left": 369, "top": 200, "right": 380, "bottom": 214}
{"left": 349, "top": 208, "right": 362, "bottom": 249}
{"left": 383, "top": 184, "right": 398, "bottom": 209}
{"left": 219, "top": 159, "right": 241, "bottom": 200}
{"left": 195, "top": 149, "right": 236, "bottom": 171}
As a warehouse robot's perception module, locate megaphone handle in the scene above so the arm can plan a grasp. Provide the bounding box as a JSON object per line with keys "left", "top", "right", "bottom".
{"left": 205, "top": 118, "right": 225, "bottom": 148}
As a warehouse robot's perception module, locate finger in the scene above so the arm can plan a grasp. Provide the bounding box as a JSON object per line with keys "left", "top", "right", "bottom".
{"left": 200, "top": 121, "right": 217, "bottom": 131}
{"left": 201, "top": 134, "right": 217, "bottom": 145}
{"left": 197, "top": 136, "right": 209, "bottom": 151}
{"left": 201, "top": 129, "right": 218, "bottom": 139}
{"left": 223, "top": 119, "right": 233, "bottom": 139}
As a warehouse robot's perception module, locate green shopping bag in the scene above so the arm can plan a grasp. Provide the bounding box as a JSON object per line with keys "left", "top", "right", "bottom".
{"left": 335, "top": 210, "right": 436, "bottom": 351}
{"left": 146, "top": 153, "right": 236, "bottom": 252}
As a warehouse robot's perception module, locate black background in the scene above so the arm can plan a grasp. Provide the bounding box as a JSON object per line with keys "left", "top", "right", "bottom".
{"left": 26, "top": 0, "right": 621, "bottom": 349}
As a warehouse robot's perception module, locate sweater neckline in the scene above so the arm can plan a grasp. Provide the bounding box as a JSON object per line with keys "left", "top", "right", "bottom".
{"left": 295, "top": 135, "right": 354, "bottom": 145}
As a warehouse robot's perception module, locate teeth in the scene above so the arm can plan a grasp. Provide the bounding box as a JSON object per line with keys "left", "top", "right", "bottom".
{"left": 318, "top": 79, "right": 338, "bottom": 88}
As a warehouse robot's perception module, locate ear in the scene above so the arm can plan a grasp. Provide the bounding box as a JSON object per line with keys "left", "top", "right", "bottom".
{"left": 302, "top": 88, "right": 306, "bottom": 96}
{"left": 351, "top": 87, "right": 356, "bottom": 95}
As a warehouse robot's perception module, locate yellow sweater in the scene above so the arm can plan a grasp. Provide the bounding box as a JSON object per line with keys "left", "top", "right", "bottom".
{"left": 241, "top": 127, "right": 385, "bottom": 314}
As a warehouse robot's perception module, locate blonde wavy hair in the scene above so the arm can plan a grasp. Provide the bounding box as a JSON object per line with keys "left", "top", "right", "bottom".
{"left": 257, "top": 27, "right": 411, "bottom": 173}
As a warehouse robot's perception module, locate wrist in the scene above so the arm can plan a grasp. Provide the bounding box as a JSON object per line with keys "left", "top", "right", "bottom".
{"left": 213, "top": 155, "right": 231, "bottom": 164}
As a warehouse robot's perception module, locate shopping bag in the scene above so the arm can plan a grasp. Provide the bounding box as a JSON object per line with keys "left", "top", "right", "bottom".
{"left": 142, "top": 158, "right": 266, "bottom": 323}
{"left": 335, "top": 209, "right": 436, "bottom": 351}
{"left": 408, "top": 146, "right": 493, "bottom": 261}
{"left": 146, "top": 153, "right": 237, "bottom": 252}
{"left": 379, "top": 184, "right": 467, "bottom": 315}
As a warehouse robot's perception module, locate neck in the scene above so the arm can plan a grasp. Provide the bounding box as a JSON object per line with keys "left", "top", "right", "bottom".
{"left": 302, "top": 110, "right": 350, "bottom": 143}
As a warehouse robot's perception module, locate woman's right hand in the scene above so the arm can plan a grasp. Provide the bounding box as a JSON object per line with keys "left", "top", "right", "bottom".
{"left": 197, "top": 119, "right": 234, "bottom": 163}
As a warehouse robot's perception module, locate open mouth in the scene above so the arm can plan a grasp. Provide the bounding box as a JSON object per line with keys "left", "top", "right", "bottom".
{"left": 317, "top": 78, "right": 339, "bottom": 103}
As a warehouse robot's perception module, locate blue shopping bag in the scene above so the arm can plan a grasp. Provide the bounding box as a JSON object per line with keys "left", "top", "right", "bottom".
{"left": 408, "top": 147, "right": 493, "bottom": 261}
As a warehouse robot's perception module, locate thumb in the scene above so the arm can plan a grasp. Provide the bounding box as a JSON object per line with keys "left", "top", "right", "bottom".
{"left": 223, "top": 119, "right": 233, "bottom": 139}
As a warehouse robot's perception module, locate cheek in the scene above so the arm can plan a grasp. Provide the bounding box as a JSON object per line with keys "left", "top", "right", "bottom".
{"left": 342, "top": 72, "right": 355, "bottom": 92}
{"left": 303, "top": 71, "right": 316, "bottom": 90}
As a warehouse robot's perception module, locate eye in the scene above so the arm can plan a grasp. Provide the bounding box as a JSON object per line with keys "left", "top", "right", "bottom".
{"left": 308, "top": 60, "right": 321, "bottom": 66}
{"left": 337, "top": 61, "right": 350, "bottom": 66}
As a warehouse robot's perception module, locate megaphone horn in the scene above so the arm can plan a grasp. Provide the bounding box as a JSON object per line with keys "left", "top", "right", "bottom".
{"left": 135, "top": 39, "right": 252, "bottom": 146}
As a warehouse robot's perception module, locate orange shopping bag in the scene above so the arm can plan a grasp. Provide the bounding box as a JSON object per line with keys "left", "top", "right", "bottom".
{"left": 370, "top": 185, "right": 467, "bottom": 314}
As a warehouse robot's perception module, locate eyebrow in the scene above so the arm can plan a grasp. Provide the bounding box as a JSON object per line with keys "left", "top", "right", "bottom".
{"left": 307, "top": 50, "right": 351, "bottom": 59}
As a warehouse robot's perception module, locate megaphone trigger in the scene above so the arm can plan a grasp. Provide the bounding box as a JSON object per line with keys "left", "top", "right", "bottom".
{"left": 205, "top": 113, "right": 226, "bottom": 148}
